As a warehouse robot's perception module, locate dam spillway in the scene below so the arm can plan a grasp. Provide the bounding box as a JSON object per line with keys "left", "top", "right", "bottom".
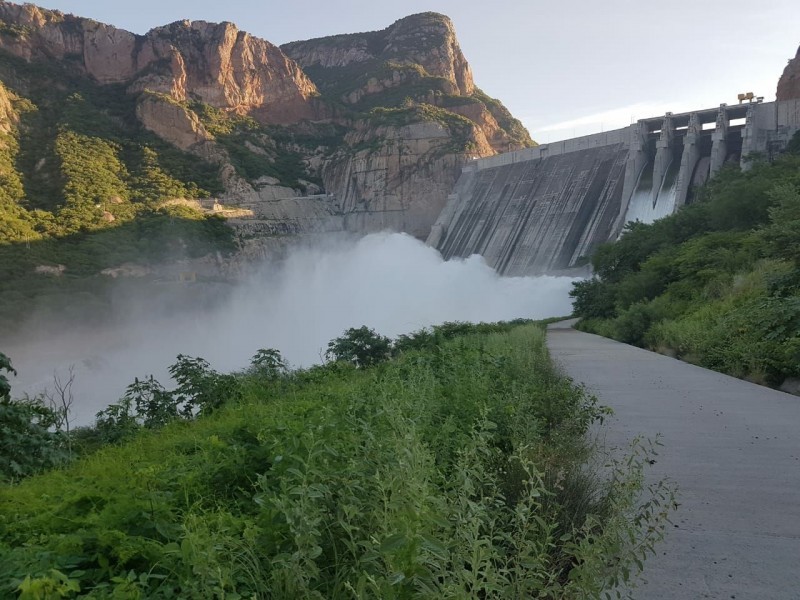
{"left": 428, "top": 143, "right": 627, "bottom": 275}
{"left": 428, "top": 99, "right": 800, "bottom": 275}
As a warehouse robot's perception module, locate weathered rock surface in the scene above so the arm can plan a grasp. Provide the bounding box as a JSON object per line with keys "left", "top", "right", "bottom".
{"left": 0, "top": 80, "right": 16, "bottom": 132}
{"left": 280, "top": 12, "right": 533, "bottom": 237}
{"left": 136, "top": 93, "right": 212, "bottom": 151}
{"left": 0, "top": 1, "right": 319, "bottom": 123}
{"left": 283, "top": 12, "right": 474, "bottom": 96}
{"left": 323, "top": 118, "right": 493, "bottom": 238}
{"left": 133, "top": 93, "right": 307, "bottom": 209}
{"left": 777, "top": 44, "right": 800, "bottom": 101}
{"left": 447, "top": 102, "right": 513, "bottom": 154}
{"left": 0, "top": 3, "right": 535, "bottom": 244}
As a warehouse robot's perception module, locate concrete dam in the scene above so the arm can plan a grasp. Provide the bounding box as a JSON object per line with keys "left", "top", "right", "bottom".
{"left": 427, "top": 99, "right": 800, "bottom": 275}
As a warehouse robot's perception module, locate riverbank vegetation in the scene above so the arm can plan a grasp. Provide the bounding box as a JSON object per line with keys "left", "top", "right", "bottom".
{"left": 0, "top": 54, "right": 240, "bottom": 333}
{"left": 571, "top": 145, "right": 800, "bottom": 388}
{"left": 0, "top": 321, "right": 672, "bottom": 598}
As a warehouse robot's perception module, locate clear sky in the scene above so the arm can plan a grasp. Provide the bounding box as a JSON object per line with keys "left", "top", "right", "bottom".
{"left": 32, "top": 0, "right": 800, "bottom": 142}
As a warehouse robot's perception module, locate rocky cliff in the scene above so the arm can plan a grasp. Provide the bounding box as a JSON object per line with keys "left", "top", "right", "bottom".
{"left": 0, "top": 2, "right": 319, "bottom": 123}
{"left": 281, "top": 13, "right": 530, "bottom": 152}
{"left": 0, "top": 2, "right": 535, "bottom": 267}
{"left": 283, "top": 12, "right": 474, "bottom": 97}
{"left": 0, "top": 78, "right": 15, "bottom": 132}
{"left": 777, "top": 44, "right": 800, "bottom": 101}
{"left": 323, "top": 110, "right": 495, "bottom": 237}
{"left": 281, "top": 12, "right": 533, "bottom": 236}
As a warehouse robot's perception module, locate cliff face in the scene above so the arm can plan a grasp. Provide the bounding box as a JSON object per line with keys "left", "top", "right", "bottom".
{"left": 281, "top": 12, "right": 533, "bottom": 237}
{"left": 0, "top": 79, "right": 15, "bottom": 133}
{"left": 0, "top": 2, "right": 535, "bottom": 255}
{"left": 283, "top": 13, "right": 474, "bottom": 96}
{"left": 280, "top": 14, "right": 531, "bottom": 149}
{"left": 777, "top": 45, "right": 800, "bottom": 101}
{"left": 0, "top": 2, "right": 319, "bottom": 123}
{"left": 323, "top": 113, "right": 494, "bottom": 237}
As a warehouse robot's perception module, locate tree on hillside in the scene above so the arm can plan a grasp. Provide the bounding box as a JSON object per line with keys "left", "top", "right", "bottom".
{"left": 763, "top": 183, "right": 800, "bottom": 267}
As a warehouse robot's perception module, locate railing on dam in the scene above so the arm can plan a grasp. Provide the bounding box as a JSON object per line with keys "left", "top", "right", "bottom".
{"left": 471, "top": 128, "right": 630, "bottom": 171}
{"left": 471, "top": 99, "right": 800, "bottom": 173}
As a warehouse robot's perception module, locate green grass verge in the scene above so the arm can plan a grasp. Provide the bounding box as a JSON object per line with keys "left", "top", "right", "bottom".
{"left": 0, "top": 322, "right": 672, "bottom": 598}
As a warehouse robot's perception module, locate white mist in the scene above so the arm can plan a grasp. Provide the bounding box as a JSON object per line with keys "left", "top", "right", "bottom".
{"left": 7, "top": 233, "right": 579, "bottom": 424}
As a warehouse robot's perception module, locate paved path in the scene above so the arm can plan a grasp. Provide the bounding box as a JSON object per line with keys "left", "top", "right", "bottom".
{"left": 547, "top": 321, "right": 800, "bottom": 600}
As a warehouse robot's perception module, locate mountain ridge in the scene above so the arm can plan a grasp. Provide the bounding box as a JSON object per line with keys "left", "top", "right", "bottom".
{"left": 0, "top": 2, "right": 533, "bottom": 243}
{"left": 0, "top": 2, "right": 534, "bottom": 330}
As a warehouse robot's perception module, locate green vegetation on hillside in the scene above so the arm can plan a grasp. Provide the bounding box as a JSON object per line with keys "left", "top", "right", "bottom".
{"left": 0, "top": 73, "right": 225, "bottom": 243}
{"left": 288, "top": 23, "right": 535, "bottom": 150}
{"left": 0, "top": 54, "right": 245, "bottom": 331}
{"left": 189, "top": 101, "right": 323, "bottom": 190}
{"left": 367, "top": 103, "right": 481, "bottom": 153}
{"left": 571, "top": 147, "right": 800, "bottom": 387}
{"left": 0, "top": 321, "right": 672, "bottom": 598}
{"left": 472, "top": 88, "right": 535, "bottom": 149}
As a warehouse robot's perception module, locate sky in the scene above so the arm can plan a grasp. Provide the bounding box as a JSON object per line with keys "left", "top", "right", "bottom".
{"left": 32, "top": 0, "right": 800, "bottom": 142}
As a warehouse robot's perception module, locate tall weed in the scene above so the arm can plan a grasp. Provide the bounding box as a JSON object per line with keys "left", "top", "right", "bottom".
{"left": 0, "top": 323, "right": 671, "bottom": 598}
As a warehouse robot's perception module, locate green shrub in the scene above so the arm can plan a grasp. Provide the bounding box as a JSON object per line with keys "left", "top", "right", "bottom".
{"left": 248, "top": 348, "right": 289, "bottom": 380}
{"left": 0, "top": 354, "right": 67, "bottom": 482}
{"left": 575, "top": 152, "right": 800, "bottom": 386}
{"left": 0, "top": 322, "right": 672, "bottom": 597}
{"left": 570, "top": 278, "right": 616, "bottom": 318}
{"left": 326, "top": 325, "right": 393, "bottom": 367}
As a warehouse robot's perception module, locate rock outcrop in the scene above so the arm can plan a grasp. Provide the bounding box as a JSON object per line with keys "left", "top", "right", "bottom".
{"left": 0, "top": 80, "right": 17, "bottom": 132}
{"left": 323, "top": 116, "right": 493, "bottom": 238}
{"left": 777, "top": 44, "right": 800, "bottom": 101}
{"left": 0, "top": 2, "right": 535, "bottom": 245}
{"left": 283, "top": 12, "right": 474, "bottom": 96}
{"left": 0, "top": 1, "right": 319, "bottom": 123}
{"left": 279, "top": 12, "right": 533, "bottom": 236}
{"left": 136, "top": 93, "right": 212, "bottom": 151}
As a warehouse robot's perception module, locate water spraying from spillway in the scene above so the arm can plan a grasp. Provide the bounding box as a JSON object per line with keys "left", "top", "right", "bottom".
{"left": 622, "top": 159, "right": 681, "bottom": 227}
{"left": 622, "top": 164, "right": 656, "bottom": 225}
{"left": 6, "top": 233, "right": 580, "bottom": 425}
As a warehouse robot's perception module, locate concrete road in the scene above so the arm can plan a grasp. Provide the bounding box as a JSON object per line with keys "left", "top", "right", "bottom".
{"left": 547, "top": 321, "right": 800, "bottom": 600}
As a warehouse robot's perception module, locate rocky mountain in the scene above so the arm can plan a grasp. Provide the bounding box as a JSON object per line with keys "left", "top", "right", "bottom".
{"left": 0, "top": 3, "right": 533, "bottom": 248}
{"left": 281, "top": 13, "right": 532, "bottom": 236}
{"left": 0, "top": 2, "right": 535, "bottom": 330}
{"left": 0, "top": 2, "right": 319, "bottom": 122}
{"left": 283, "top": 12, "right": 475, "bottom": 99}
{"left": 777, "top": 44, "right": 800, "bottom": 101}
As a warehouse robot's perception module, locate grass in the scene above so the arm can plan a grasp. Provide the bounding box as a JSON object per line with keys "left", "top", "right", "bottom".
{"left": 0, "top": 321, "right": 673, "bottom": 598}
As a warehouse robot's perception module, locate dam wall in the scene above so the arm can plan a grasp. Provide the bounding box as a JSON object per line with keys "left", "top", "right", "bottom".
{"left": 429, "top": 99, "right": 800, "bottom": 275}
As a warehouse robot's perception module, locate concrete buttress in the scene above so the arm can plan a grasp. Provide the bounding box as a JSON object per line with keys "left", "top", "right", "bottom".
{"left": 710, "top": 105, "right": 729, "bottom": 176}
{"left": 674, "top": 113, "right": 702, "bottom": 210}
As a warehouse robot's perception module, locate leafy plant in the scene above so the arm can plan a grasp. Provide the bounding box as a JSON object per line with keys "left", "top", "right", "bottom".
{"left": 249, "top": 348, "right": 289, "bottom": 380}
{"left": 325, "top": 325, "right": 392, "bottom": 367}
{"left": 0, "top": 322, "right": 672, "bottom": 596}
{"left": 0, "top": 351, "right": 14, "bottom": 400}
{"left": 0, "top": 354, "right": 66, "bottom": 482}
{"left": 170, "top": 354, "right": 243, "bottom": 415}
{"left": 574, "top": 152, "right": 800, "bottom": 385}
